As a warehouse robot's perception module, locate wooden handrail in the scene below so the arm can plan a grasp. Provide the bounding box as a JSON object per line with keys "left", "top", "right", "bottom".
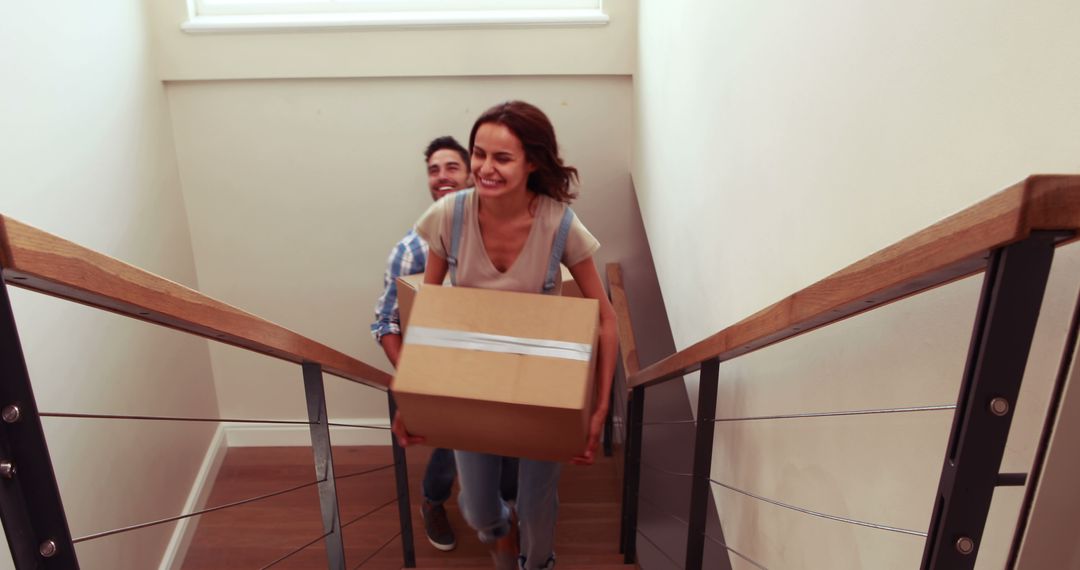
{"left": 629, "top": 174, "right": 1080, "bottom": 389}
{"left": 0, "top": 215, "right": 391, "bottom": 389}
{"left": 606, "top": 263, "right": 640, "bottom": 378}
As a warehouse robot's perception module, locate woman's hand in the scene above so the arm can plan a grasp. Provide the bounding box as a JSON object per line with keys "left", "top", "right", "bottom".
{"left": 571, "top": 406, "right": 608, "bottom": 466}
{"left": 391, "top": 410, "right": 426, "bottom": 447}
{"left": 567, "top": 257, "right": 617, "bottom": 467}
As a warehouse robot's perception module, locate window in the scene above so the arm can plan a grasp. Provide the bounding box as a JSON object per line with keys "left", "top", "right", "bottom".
{"left": 183, "top": 0, "right": 609, "bottom": 33}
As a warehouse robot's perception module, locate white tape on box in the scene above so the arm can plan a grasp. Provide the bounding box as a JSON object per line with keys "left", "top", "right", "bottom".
{"left": 405, "top": 326, "right": 592, "bottom": 362}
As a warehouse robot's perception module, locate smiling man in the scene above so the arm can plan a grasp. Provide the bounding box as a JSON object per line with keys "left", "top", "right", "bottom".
{"left": 374, "top": 136, "right": 471, "bottom": 366}
{"left": 372, "top": 136, "right": 472, "bottom": 552}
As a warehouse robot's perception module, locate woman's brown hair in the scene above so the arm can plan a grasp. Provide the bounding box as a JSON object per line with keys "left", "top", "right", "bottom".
{"left": 469, "top": 101, "right": 579, "bottom": 203}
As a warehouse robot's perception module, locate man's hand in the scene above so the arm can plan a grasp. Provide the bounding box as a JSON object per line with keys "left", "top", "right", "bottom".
{"left": 570, "top": 406, "right": 608, "bottom": 466}
{"left": 391, "top": 410, "right": 425, "bottom": 447}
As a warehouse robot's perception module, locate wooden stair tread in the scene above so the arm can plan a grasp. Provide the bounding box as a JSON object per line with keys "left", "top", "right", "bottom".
{"left": 181, "top": 445, "right": 625, "bottom": 569}
{"left": 410, "top": 566, "right": 636, "bottom": 569}
{"left": 406, "top": 553, "right": 627, "bottom": 564}
{"left": 410, "top": 562, "right": 635, "bottom": 570}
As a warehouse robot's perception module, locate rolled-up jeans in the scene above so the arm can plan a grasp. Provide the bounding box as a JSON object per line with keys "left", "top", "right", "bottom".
{"left": 423, "top": 448, "right": 519, "bottom": 505}
{"left": 455, "top": 450, "right": 561, "bottom": 569}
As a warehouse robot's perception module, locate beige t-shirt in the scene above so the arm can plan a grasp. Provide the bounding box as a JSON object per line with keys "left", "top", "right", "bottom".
{"left": 414, "top": 190, "right": 600, "bottom": 295}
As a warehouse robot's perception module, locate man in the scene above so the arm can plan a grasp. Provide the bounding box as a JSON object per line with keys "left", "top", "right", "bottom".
{"left": 371, "top": 136, "right": 473, "bottom": 552}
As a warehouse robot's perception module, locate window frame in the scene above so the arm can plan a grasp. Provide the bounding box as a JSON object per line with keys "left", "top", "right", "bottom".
{"left": 183, "top": 0, "right": 609, "bottom": 33}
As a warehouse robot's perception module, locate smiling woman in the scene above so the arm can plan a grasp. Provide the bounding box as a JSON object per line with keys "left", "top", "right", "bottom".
{"left": 182, "top": 0, "right": 608, "bottom": 33}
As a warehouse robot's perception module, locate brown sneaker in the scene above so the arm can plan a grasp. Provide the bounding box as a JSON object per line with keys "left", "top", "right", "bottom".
{"left": 420, "top": 500, "right": 456, "bottom": 552}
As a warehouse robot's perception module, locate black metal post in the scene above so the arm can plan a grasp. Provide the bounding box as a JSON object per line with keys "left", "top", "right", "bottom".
{"left": 619, "top": 385, "right": 645, "bottom": 564}
{"left": 685, "top": 358, "right": 719, "bottom": 570}
{"left": 921, "top": 232, "right": 1058, "bottom": 570}
{"left": 995, "top": 473, "right": 1027, "bottom": 487}
{"left": 0, "top": 280, "right": 78, "bottom": 568}
{"left": 302, "top": 363, "right": 346, "bottom": 569}
{"left": 387, "top": 394, "right": 416, "bottom": 568}
{"left": 603, "top": 387, "right": 615, "bottom": 457}
{"left": 617, "top": 386, "right": 629, "bottom": 555}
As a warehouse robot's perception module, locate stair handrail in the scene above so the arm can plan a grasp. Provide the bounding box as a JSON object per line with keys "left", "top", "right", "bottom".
{"left": 0, "top": 213, "right": 407, "bottom": 569}
{"left": 618, "top": 174, "right": 1080, "bottom": 570}
{"left": 628, "top": 174, "right": 1080, "bottom": 390}
{"left": 606, "top": 263, "right": 641, "bottom": 379}
{"left": 0, "top": 214, "right": 390, "bottom": 388}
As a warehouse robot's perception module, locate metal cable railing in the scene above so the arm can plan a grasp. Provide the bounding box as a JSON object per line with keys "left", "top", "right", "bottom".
{"left": 0, "top": 212, "right": 413, "bottom": 569}
{"left": 352, "top": 530, "right": 402, "bottom": 570}
{"left": 636, "top": 527, "right": 685, "bottom": 570}
{"left": 632, "top": 401, "right": 959, "bottom": 566}
{"left": 247, "top": 483, "right": 406, "bottom": 569}
{"left": 703, "top": 533, "right": 769, "bottom": 570}
{"left": 615, "top": 174, "right": 1080, "bottom": 570}
{"left": 340, "top": 496, "right": 399, "bottom": 530}
{"left": 640, "top": 461, "right": 692, "bottom": 479}
{"left": 65, "top": 435, "right": 400, "bottom": 544}
{"left": 40, "top": 412, "right": 316, "bottom": 426}
{"left": 58, "top": 403, "right": 406, "bottom": 566}
{"left": 230, "top": 461, "right": 402, "bottom": 569}
{"left": 45, "top": 410, "right": 397, "bottom": 431}
{"left": 326, "top": 421, "right": 392, "bottom": 430}
{"left": 259, "top": 530, "right": 334, "bottom": 569}
{"left": 335, "top": 463, "right": 396, "bottom": 481}
{"left": 72, "top": 477, "right": 325, "bottom": 544}
{"left": 708, "top": 479, "right": 927, "bottom": 538}
{"left": 640, "top": 490, "right": 772, "bottom": 570}
{"left": 711, "top": 404, "right": 958, "bottom": 423}
{"left": 642, "top": 460, "right": 926, "bottom": 536}
{"left": 249, "top": 491, "right": 404, "bottom": 570}
{"left": 637, "top": 493, "right": 689, "bottom": 528}
{"left": 641, "top": 403, "right": 958, "bottom": 426}
{"left": 634, "top": 404, "right": 956, "bottom": 564}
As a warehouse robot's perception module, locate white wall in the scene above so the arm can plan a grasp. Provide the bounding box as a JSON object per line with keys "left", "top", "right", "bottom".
{"left": 166, "top": 75, "right": 642, "bottom": 428}
{"left": 0, "top": 1, "right": 218, "bottom": 568}
{"left": 634, "top": 0, "right": 1080, "bottom": 568}
{"left": 1014, "top": 332, "right": 1080, "bottom": 568}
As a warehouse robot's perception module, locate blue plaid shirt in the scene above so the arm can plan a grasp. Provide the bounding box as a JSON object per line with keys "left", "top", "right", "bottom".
{"left": 371, "top": 229, "right": 428, "bottom": 341}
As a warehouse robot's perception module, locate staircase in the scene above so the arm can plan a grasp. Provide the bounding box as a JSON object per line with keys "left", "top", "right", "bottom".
{"left": 181, "top": 445, "right": 634, "bottom": 569}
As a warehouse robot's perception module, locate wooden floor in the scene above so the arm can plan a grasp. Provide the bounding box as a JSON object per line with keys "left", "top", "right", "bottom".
{"left": 180, "top": 445, "right": 630, "bottom": 569}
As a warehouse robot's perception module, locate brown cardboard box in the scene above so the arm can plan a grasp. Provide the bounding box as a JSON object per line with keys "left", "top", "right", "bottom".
{"left": 395, "top": 272, "right": 427, "bottom": 334}
{"left": 392, "top": 285, "right": 599, "bottom": 461}
{"left": 396, "top": 265, "right": 579, "bottom": 334}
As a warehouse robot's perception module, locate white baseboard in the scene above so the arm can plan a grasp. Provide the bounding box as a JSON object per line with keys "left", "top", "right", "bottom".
{"left": 159, "top": 418, "right": 392, "bottom": 568}
{"left": 159, "top": 425, "right": 227, "bottom": 570}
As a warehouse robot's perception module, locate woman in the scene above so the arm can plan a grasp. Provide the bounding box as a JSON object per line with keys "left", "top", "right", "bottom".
{"left": 392, "top": 101, "right": 617, "bottom": 570}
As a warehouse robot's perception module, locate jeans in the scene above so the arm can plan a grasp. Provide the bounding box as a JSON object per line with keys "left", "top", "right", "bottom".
{"left": 422, "top": 448, "right": 457, "bottom": 505}
{"left": 455, "top": 450, "right": 561, "bottom": 569}
{"left": 423, "top": 448, "right": 519, "bottom": 505}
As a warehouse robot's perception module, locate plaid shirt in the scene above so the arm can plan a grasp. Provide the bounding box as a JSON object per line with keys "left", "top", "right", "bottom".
{"left": 371, "top": 229, "right": 428, "bottom": 341}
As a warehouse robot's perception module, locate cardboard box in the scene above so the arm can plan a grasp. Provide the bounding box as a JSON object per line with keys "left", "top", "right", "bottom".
{"left": 392, "top": 285, "right": 599, "bottom": 461}
{"left": 395, "top": 272, "right": 428, "bottom": 334}
{"left": 396, "top": 265, "right": 579, "bottom": 334}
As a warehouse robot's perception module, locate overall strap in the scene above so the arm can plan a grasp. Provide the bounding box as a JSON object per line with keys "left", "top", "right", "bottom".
{"left": 542, "top": 206, "right": 575, "bottom": 294}
{"left": 447, "top": 190, "right": 470, "bottom": 286}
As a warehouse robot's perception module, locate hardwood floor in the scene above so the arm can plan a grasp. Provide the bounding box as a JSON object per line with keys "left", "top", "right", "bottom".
{"left": 180, "top": 445, "right": 629, "bottom": 569}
